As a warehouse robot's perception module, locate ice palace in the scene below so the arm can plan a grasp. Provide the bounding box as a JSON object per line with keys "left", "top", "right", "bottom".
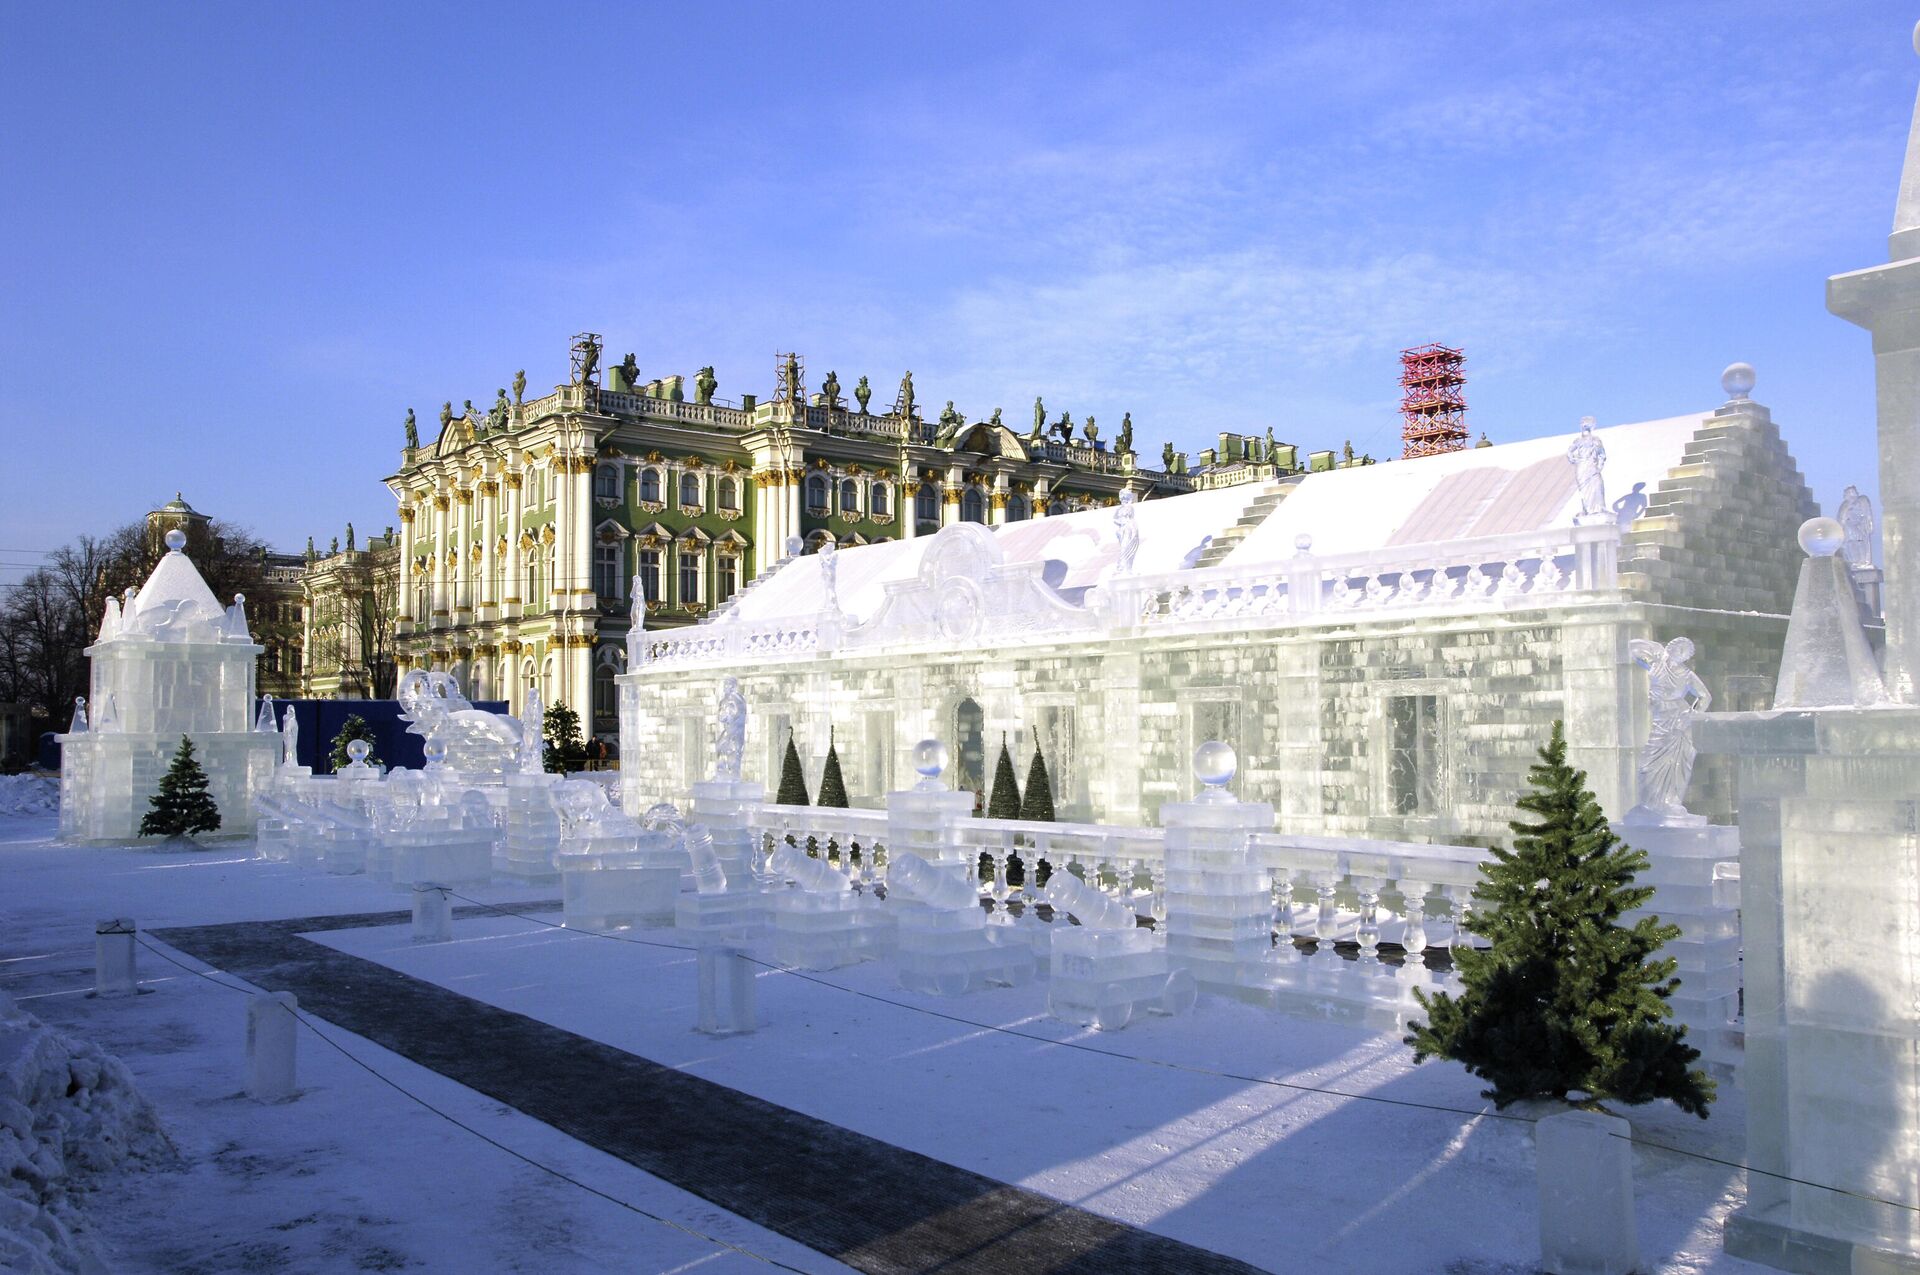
{"left": 13, "top": 31, "right": 1920, "bottom": 1275}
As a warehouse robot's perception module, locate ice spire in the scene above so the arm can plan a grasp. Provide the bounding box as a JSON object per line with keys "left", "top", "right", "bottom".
{"left": 224, "top": 593, "right": 252, "bottom": 643}
{"left": 255, "top": 694, "right": 277, "bottom": 733}
{"left": 96, "top": 596, "right": 120, "bottom": 643}
{"left": 95, "top": 693, "right": 120, "bottom": 733}
{"left": 1896, "top": 22, "right": 1920, "bottom": 260}
{"left": 70, "top": 697, "right": 88, "bottom": 734}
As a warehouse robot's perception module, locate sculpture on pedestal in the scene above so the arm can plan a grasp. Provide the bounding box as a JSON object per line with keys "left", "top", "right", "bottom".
{"left": 1113, "top": 489, "right": 1140, "bottom": 576}
{"left": 1118, "top": 412, "right": 1134, "bottom": 454}
{"left": 1031, "top": 397, "right": 1046, "bottom": 440}
{"left": 439, "top": 402, "right": 453, "bottom": 430}
{"left": 617, "top": 352, "right": 640, "bottom": 391}
{"left": 1625, "top": 637, "right": 1710, "bottom": 824}
{"left": 486, "top": 389, "right": 509, "bottom": 432}
{"left": 821, "top": 369, "right": 841, "bottom": 409}
{"left": 1568, "top": 417, "right": 1609, "bottom": 520}
{"left": 712, "top": 676, "right": 747, "bottom": 782}
{"left": 512, "top": 369, "right": 526, "bottom": 405}
{"left": 1162, "top": 441, "right": 1176, "bottom": 470}
{"left": 404, "top": 409, "right": 418, "bottom": 449}
{"left": 854, "top": 376, "right": 871, "bottom": 413}
{"left": 1838, "top": 485, "right": 1875, "bottom": 569}
{"left": 695, "top": 366, "right": 718, "bottom": 405}
{"left": 897, "top": 371, "right": 916, "bottom": 421}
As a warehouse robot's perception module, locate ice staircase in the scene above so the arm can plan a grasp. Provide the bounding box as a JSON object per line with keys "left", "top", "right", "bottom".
{"left": 1191, "top": 479, "right": 1291, "bottom": 569}
{"left": 706, "top": 547, "right": 804, "bottom": 623}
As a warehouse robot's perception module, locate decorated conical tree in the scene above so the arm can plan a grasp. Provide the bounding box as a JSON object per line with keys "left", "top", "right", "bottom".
{"left": 986, "top": 733, "right": 1022, "bottom": 819}
{"left": 1406, "top": 720, "right": 1715, "bottom": 1117}
{"left": 140, "top": 736, "right": 222, "bottom": 838}
{"left": 1018, "top": 739, "right": 1055, "bottom": 822}
{"left": 329, "top": 714, "right": 380, "bottom": 771}
{"left": 817, "top": 727, "right": 849, "bottom": 808}
{"left": 776, "top": 729, "right": 811, "bottom": 806}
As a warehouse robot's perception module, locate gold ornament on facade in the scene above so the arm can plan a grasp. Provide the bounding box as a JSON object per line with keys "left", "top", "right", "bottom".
{"left": 504, "top": 472, "right": 523, "bottom": 490}
{"left": 539, "top": 525, "right": 555, "bottom": 545}
{"left": 518, "top": 531, "right": 535, "bottom": 550}
{"left": 432, "top": 493, "right": 450, "bottom": 511}
{"left": 990, "top": 492, "right": 1009, "bottom": 510}
{"left": 478, "top": 480, "right": 499, "bottom": 497}
{"left": 398, "top": 506, "right": 416, "bottom": 523}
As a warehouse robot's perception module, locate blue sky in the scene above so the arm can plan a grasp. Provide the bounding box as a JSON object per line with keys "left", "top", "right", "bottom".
{"left": 2, "top": 2, "right": 1914, "bottom": 572}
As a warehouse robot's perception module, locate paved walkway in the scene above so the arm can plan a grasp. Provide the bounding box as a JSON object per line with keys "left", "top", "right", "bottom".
{"left": 155, "top": 909, "right": 1271, "bottom": 1275}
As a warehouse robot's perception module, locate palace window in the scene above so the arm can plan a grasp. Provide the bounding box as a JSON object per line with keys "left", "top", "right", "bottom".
{"left": 594, "top": 463, "right": 619, "bottom": 500}
{"left": 638, "top": 548, "right": 661, "bottom": 602}
{"left": 805, "top": 474, "right": 829, "bottom": 515}
{"left": 716, "top": 554, "right": 739, "bottom": 604}
{"left": 679, "top": 472, "right": 703, "bottom": 508}
{"left": 1007, "top": 494, "right": 1030, "bottom": 522}
{"left": 593, "top": 543, "right": 621, "bottom": 599}
{"left": 593, "top": 662, "right": 617, "bottom": 723}
{"left": 915, "top": 485, "right": 938, "bottom": 526}
{"left": 526, "top": 550, "right": 542, "bottom": 601}
{"left": 840, "top": 479, "right": 860, "bottom": 515}
{"left": 678, "top": 550, "right": 701, "bottom": 605}
{"left": 718, "top": 476, "right": 739, "bottom": 511}
{"left": 871, "top": 483, "right": 889, "bottom": 517}
{"left": 961, "top": 488, "right": 986, "bottom": 524}
{"left": 639, "top": 468, "right": 662, "bottom": 503}
{"left": 1386, "top": 694, "right": 1442, "bottom": 816}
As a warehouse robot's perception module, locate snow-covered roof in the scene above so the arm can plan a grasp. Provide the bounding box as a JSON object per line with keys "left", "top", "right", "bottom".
{"left": 714, "top": 413, "right": 1710, "bottom": 629}
{"left": 1226, "top": 414, "right": 1707, "bottom": 565}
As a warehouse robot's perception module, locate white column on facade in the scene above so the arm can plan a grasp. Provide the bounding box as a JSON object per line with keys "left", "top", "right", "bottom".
{"left": 397, "top": 503, "right": 416, "bottom": 626}
{"left": 505, "top": 468, "right": 525, "bottom": 615}
{"left": 570, "top": 453, "right": 594, "bottom": 708}
{"left": 430, "top": 488, "right": 450, "bottom": 621}
{"left": 943, "top": 464, "right": 964, "bottom": 527}
{"left": 989, "top": 471, "right": 1010, "bottom": 526}
{"left": 478, "top": 476, "right": 498, "bottom": 621}
{"left": 454, "top": 487, "right": 473, "bottom": 617}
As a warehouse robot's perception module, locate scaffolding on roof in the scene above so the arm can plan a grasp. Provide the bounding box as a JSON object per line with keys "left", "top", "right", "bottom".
{"left": 1399, "top": 343, "right": 1468, "bottom": 459}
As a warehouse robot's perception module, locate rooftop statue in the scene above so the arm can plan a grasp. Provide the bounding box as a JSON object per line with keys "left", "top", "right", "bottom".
{"left": 1264, "top": 424, "right": 1275, "bottom": 459}
{"left": 1084, "top": 416, "right": 1099, "bottom": 446}
{"left": 1839, "top": 485, "right": 1875, "bottom": 569}
{"left": 404, "top": 408, "right": 418, "bottom": 449}
{"left": 695, "top": 366, "right": 718, "bottom": 405}
{"left": 1568, "top": 416, "right": 1608, "bottom": 520}
{"left": 345, "top": 523, "right": 355, "bottom": 552}
{"left": 487, "top": 388, "right": 510, "bottom": 432}
{"left": 1114, "top": 488, "right": 1140, "bottom": 575}
{"left": 898, "top": 371, "right": 916, "bottom": 420}
{"left": 1162, "top": 441, "right": 1176, "bottom": 469}
{"left": 1032, "top": 397, "right": 1046, "bottom": 439}
{"left": 1118, "top": 412, "right": 1134, "bottom": 454}
{"left": 575, "top": 336, "right": 601, "bottom": 386}
{"left": 512, "top": 369, "right": 526, "bottom": 405}
{"left": 1625, "top": 636, "right": 1710, "bottom": 825}
{"left": 329, "top": 536, "right": 339, "bottom": 556}
{"left": 617, "top": 352, "right": 640, "bottom": 390}
{"left": 306, "top": 536, "right": 315, "bottom": 563}
{"left": 462, "top": 398, "right": 476, "bottom": 422}
{"left": 712, "top": 676, "right": 747, "bottom": 782}
{"left": 854, "top": 376, "right": 872, "bottom": 413}
{"left": 783, "top": 353, "right": 802, "bottom": 401}
{"left": 440, "top": 401, "right": 453, "bottom": 429}
{"left": 939, "top": 400, "right": 960, "bottom": 428}
{"left": 821, "top": 369, "right": 841, "bottom": 409}
{"left": 1054, "top": 412, "right": 1074, "bottom": 446}
{"left": 1342, "top": 440, "right": 1355, "bottom": 464}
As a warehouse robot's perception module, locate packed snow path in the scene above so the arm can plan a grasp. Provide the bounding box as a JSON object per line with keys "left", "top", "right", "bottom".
{"left": 155, "top": 908, "right": 1268, "bottom": 1275}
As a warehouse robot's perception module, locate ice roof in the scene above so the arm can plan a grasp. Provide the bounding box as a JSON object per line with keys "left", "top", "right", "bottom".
{"left": 1225, "top": 414, "right": 1708, "bottom": 565}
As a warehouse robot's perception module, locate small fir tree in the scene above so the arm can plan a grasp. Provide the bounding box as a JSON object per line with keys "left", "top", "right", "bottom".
{"left": 776, "top": 730, "right": 811, "bottom": 806}
{"left": 329, "top": 714, "right": 380, "bottom": 771}
{"left": 1406, "top": 720, "right": 1715, "bottom": 1117}
{"left": 986, "top": 733, "right": 1023, "bottom": 819}
{"left": 543, "top": 701, "right": 584, "bottom": 774}
{"left": 140, "top": 736, "right": 222, "bottom": 838}
{"left": 1018, "top": 740, "right": 1056, "bottom": 822}
{"left": 817, "top": 728, "right": 849, "bottom": 808}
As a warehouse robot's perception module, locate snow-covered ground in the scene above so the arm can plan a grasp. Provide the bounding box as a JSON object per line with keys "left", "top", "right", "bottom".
{"left": 0, "top": 814, "right": 1767, "bottom": 1273}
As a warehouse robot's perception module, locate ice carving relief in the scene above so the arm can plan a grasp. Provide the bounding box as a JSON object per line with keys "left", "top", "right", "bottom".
{"left": 853, "top": 522, "right": 1096, "bottom": 649}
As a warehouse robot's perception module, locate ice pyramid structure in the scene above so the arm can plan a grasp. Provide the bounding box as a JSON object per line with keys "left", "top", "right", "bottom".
{"left": 57, "top": 530, "right": 281, "bottom": 842}
{"left": 1773, "top": 517, "right": 1889, "bottom": 709}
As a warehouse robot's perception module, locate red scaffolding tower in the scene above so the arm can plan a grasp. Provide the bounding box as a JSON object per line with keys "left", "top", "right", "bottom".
{"left": 1399, "top": 343, "right": 1468, "bottom": 458}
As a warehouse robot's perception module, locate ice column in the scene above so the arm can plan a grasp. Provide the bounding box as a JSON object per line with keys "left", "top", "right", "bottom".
{"left": 245, "top": 992, "right": 299, "bottom": 1102}
{"left": 93, "top": 918, "right": 137, "bottom": 998}
{"left": 1160, "top": 742, "right": 1274, "bottom": 993}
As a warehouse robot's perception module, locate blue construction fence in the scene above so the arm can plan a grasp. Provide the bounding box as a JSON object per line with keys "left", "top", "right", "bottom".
{"left": 269, "top": 699, "right": 511, "bottom": 774}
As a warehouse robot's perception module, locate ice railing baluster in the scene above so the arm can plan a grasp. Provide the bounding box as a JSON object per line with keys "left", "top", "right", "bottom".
{"left": 749, "top": 803, "right": 890, "bottom": 882}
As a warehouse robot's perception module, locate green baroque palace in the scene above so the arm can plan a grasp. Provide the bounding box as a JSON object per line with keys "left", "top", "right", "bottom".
{"left": 389, "top": 335, "right": 1349, "bottom": 738}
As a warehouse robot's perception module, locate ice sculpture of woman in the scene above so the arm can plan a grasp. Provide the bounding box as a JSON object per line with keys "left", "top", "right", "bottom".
{"left": 1567, "top": 416, "right": 1608, "bottom": 520}
{"left": 1114, "top": 489, "right": 1141, "bottom": 575}
{"left": 1627, "top": 636, "right": 1711, "bottom": 823}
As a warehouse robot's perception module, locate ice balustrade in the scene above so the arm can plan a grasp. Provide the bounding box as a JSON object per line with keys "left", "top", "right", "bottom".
{"left": 635, "top": 522, "right": 1623, "bottom": 669}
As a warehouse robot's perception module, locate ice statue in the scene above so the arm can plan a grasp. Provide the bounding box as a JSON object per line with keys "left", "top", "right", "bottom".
{"left": 712, "top": 676, "right": 747, "bottom": 782}
{"left": 1838, "top": 485, "right": 1875, "bottom": 569}
{"left": 280, "top": 704, "right": 299, "bottom": 768}
{"left": 1113, "top": 489, "right": 1141, "bottom": 576}
{"left": 518, "top": 686, "right": 546, "bottom": 774}
{"left": 1624, "top": 637, "right": 1710, "bottom": 825}
{"left": 1567, "top": 416, "right": 1608, "bottom": 521}
{"left": 818, "top": 540, "right": 840, "bottom": 613}
{"left": 70, "top": 697, "right": 87, "bottom": 734}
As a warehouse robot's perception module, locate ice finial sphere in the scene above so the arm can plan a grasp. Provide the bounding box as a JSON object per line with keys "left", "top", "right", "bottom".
{"left": 1912, "top": 18, "right": 1920, "bottom": 56}
{"left": 1798, "top": 516, "right": 1845, "bottom": 558}
{"left": 912, "top": 738, "right": 948, "bottom": 779}
{"left": 785, "top": 535, "right": 803, "bottom": 558}
{"left": 1721, "top": 362, "right": 1756, "bottom": 400}
{"left": 422, "top": 737, "right": 448, "bottom": 767}
{"left": 164, "top": 528, "right": 187, "bottom": 552}
{"left": 1193, "top": 739, "right": 1237, "bottom": 788}
{"left": 346, "top": 739, "right": 371, "bottom": 764}
{"left": 1294, "top": 533, "right": 1313, "bottom": 554}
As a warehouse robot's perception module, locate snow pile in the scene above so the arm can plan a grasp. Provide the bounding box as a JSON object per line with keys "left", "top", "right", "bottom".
{"left": 0, "top": 990, "right": 171, "bottom": 1273}
{"left": 0, "top": 775, "right": 58, "bottom": 818}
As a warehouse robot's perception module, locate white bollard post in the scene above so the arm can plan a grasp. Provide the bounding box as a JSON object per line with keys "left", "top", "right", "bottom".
{"left": 695, "top": 945, "right": 756, "bottom": 1035}
{"left": 1537, "top": 1109, "right": 1639, "bottom": 1275}
{"left": 246, "top": 992, "right": 299, "bottom": 1102}
{"left": 411, "top": 885, "right": 453, "bottom": 943}
{"left": 93, "top": 918, "right": 137, "bottom": 998}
